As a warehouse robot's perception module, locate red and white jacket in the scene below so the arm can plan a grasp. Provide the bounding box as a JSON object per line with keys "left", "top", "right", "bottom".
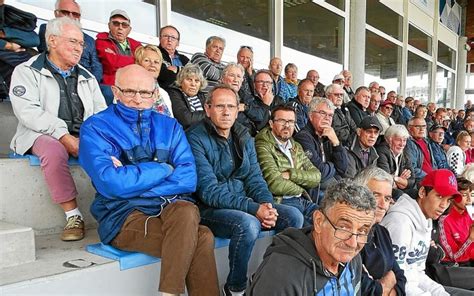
{"left": 439, "top": 208, "right": 474, "bottom": 263}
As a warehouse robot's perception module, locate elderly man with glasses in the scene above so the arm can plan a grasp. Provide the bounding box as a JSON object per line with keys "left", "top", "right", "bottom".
{"left": 247, "top": 180, "right": 376, "bottom": 295}
{"left": 38, "top": 0, "right": 102, "bottom": 82}
{"left": 326, "top": 83, "right": 358, "bottom": 147}
{"left": 294, "top": 98, "right": 349, "bottom": 204}
{"left": 9, "top": 17, "right": 107, "bottom": 241}
{"left": 96, "top": 9, "right": 141, "bottom": 104}
{"left": 157, "top": 25, "right": 189, "bottom": 91}
{"left": 80, "top": 64, "right": 219, "bottom": 296}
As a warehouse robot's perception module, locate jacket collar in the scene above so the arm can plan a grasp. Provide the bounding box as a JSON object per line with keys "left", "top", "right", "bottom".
{"left": 114, "top": 101, "right": 153, "bottom": 124}
{"left": 203, "top": 117, "right": 249, "bottom": 145}
{"left": 30, "top": 53, "right": 92, "bottom": 79}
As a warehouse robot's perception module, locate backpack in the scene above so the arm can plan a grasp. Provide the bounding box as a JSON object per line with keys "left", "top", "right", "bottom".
{"left": 0, "top": 4, "right": 37, "bottom": 32}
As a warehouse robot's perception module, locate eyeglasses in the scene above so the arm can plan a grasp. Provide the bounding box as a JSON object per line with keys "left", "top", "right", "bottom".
{"left": 321, "top": 211, "right": 371, "bottom": 244}
{"left": 56, "top": 36, "right": 85, "bottom": 49}
{"left": 383, "top": 106, "right": 393, "bottom": 110}
{"left": 208, "top": 104, "right": 238, "bottom": 112}
{"left": 111, "top": 20, "right": 130, "bottom": 28}
{"left": 409, "top": 125, "right": 427, "bottom": 129}
{"left": 240, "top": 45, "right": 253, "bottom": 53}
{"left": 331, "top": 93, "right": 344, "bottom": 97}
{"left": 161, "top": 34, "right": 179, "bottom": 41}
{"left": 273, "top": 118, "right": 296, "bottom": 126}
{"left": 56, "top": 9, "right": 81, "bottom": 19}
{"left": 115, "top": 85, "right": 155, "bottom": 99}
{"left": 312, "top": 110, "right": 334, "bottom": 119}
{"left": 255, "top": 80, "right": 273, "bottom": 86}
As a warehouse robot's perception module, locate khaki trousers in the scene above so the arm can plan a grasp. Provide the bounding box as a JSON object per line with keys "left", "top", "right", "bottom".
{"left": 111, "top": 201, "right": 219, "bottom": 295}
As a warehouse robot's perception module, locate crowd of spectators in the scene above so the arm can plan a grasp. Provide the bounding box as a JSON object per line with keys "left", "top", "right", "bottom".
{"left": 5, "top": 1, "right": 474, "bottom": 295}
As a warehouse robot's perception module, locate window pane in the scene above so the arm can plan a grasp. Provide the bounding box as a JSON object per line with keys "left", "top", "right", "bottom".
{"left": 283, "top": 2, "right": 344, "bottom": 80}
{"left": 365, "top": 30, "right": 401, "bottom": 93}
{"left": 438, "top": 41, "right": 456, "bottom": 70}
{"left": 366, "top": 0, "right": 403, "bottom": 41}
{"left": 325, "top": 0, "right": 345, "bottom": 11}
{"left": 171, "top": 0, "right": 270, "bottom": 68}
{"left": 406, "top": 51, "right": 432, "bottom": 103}
{"left": 435, "top": 67, "right": 454, "bottom": 106}
{"left": 408, "top": 24, "right": 432, "bottom": 55}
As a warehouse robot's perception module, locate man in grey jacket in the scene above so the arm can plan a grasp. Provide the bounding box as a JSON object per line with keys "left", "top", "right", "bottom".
{"left": 9, "top": 17, "right": 106, "bottom": 241}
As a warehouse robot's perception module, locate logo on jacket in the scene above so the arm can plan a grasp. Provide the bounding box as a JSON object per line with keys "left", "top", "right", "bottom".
{"left": 12, "top": 85, "right": 26, "bottom": 97}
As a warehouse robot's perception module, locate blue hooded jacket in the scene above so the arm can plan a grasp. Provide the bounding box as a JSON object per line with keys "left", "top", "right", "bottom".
{"left": 79, "top": 102, "right": 197, "bottom": 244}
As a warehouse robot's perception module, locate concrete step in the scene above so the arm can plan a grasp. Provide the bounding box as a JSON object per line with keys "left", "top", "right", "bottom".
{"left": 0, "top": 230, "right": 273, "bottom": 295}
{"left": 0, "top": 101, "right": 17, "bottom": 157}
{"left": 0, "top": 221, "right": 35, "bottom": 268}
{"left": 0, "top": 158, "right": 97, "bottom": 235}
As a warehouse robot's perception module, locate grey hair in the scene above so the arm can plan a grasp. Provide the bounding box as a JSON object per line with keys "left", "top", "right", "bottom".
{"left": 308, "top": 97, "right": 335, "bottom": 113}
{"left": 368, "top": 81, "right": 379, "bottom": 89}
{"left": 384, "top": 124, "right": 410, "bottom": 140}
{"left": 206, "top": 84, "right": 239, "bottom": 105}
{"left": 206, "top": 36, "right": 226, "bottom": 48}
{"left": 321, "top": 179, "right": 376, "bottom": 212}
{"left": 55, "top": 0, "right": 81, "bottom": 12}
{"left": 45, "top": 17, "right": 82, "bottom": 51}
{"left": 325, "top": 83, "right": 342, "bottom": 97}
{"left": 176, "top": 63, "right": 208, "bottom": 91}
{"left": 221, "top": 62, "right": 244, "bottom": 81}
{"left": 353, "top": 166, "right": 394, "bottom": 187}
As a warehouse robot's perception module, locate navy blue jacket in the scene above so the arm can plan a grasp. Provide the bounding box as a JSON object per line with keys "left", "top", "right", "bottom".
{"left": 288, "top": 96, "right": 308, "bottom": 133}
{"left": 361, "top": 224, "right": 407, "bottom": 295}
{"left": 294, "top": 123, "right": 348, "bottom": 189}
{"left": 428, "top": 138, "right": 449, "bottom": 170}
{"left": 38, "top": 23, "right": 103, "bottom": 82}
{"left": 79, "top": 102, "right": 197, "bottom": 244}
{"left": 186, "top": 119, "right": 273, "bottom": 215}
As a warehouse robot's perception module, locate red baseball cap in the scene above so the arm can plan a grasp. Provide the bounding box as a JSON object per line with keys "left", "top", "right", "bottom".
{"left": 420, "top": 169, "right": 462, "bottom": 202}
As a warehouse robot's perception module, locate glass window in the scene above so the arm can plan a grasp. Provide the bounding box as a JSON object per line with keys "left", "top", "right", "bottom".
{"left": 406, "top": 51, "right": 432, "bottom": 103}
{"left": 408, "top": 24, "right": 432, "bottom": 55}
{"left": 283, "top": 2, "right": 344, "bottom": 82}
{"left": 364, "top": 30, "right": 401, "bottom": 93}
{"left": 171, "top": 0, "right": 270, "bottom": 69}
{"left": 325, "top": 0, "right": 345, "bottom": 11}
{"left": 435, "top": 67, "right": 454, "bottom": 107}
{"left": 366, "top": 0, "right": 403, "bottom": 41}
{"left": 19, "top": 0, "right": 157, "bottom": 36}
{"left": 438, "top": 41, "right": 456, "bottom": 70}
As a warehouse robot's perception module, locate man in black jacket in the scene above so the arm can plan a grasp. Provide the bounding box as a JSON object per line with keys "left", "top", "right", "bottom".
{"left": 157, "top": 25, "right": 189, "bottom": 90}
{"left": 247, "top": 180, "right": 376, "bottom": 296}
{"left": 294, "top": 97, "right": 348, "bottom": 204}
{"left": 346, "top": 86, "right": 370, "bottom": 126}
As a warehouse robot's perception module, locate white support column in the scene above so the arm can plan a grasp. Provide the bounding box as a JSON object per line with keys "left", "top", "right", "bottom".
{"left": 348, "top": 0, "right": 366, "bottom": 88}
{"left": 270, "top": 0, "right": 284, "bottom": 58}
{"left": 431, "top": 0, "right": 439, "bottom": 105}
{"left": 157, "top": 0, "right": 171, "bottom": 29}
{"left": 400, "top": 0, "right": 409, "bottom": 97}
{"left": 455, "top": 36, "right": 468, "bottom": 110}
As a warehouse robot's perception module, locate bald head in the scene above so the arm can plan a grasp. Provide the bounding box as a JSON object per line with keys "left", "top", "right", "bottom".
{"left": 113, "top": 65, "right": 156, "bottom": 110}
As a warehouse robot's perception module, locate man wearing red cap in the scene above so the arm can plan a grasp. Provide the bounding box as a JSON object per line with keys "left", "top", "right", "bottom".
{"left": 381, "top": 169, "right": 470, "bottom": 296}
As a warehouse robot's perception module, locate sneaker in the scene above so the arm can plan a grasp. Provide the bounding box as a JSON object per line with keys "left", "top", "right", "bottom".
{"left": 222, "top": 285, "right": 245, "bottom": 296}
{"left": 61, "top": 215, "right": 85, "bottom": 241}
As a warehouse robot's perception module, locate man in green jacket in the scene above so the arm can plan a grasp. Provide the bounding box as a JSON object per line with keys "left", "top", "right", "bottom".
{"left": 255, "top": 105, "right": 321, "bottom": 225}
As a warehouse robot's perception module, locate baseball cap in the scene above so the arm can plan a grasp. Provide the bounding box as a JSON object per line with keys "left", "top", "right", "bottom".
{"left": 333, "top": 74, "right": 345, "bottom": 82}
{"left": 380, "top": 99, "right": 394, "bottom": 107}
{"left": 420, "top": 169, "right": 462, "bottom": 202}
{"left": 429, "top": 124, "right": 446, "bottom": 132}
{"left": 110, "top": 9, "right": 130, "bottom": 21}
{"left": 358, "top": 116, "right": 382, "bottom": 131}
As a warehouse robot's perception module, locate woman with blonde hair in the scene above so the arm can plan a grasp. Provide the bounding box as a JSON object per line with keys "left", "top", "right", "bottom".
{"left": 447, "top": 131, "right": 472, "bottom": 175}
{"left": 134, "top": 44, "right": 173, "bottom": 116}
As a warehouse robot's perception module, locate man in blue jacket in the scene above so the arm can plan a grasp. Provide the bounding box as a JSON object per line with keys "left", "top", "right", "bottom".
{"left": 186, "top": 84, "right": 304, "bottom": 296}
{"left": 79, "top": 64, "right": 218, "bottom": 296}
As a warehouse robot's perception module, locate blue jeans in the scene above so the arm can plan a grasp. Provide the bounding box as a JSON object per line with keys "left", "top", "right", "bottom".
{"left": 200, "top": 204, "right": 303, "bottom": 292}
{"left": 281, "top": 197, "right": 319, "bottom": 227}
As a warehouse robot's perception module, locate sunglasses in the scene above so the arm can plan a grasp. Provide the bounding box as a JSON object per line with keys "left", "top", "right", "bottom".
{"left": 111, "top": 20, "right": 130, "bottom": 28}
{"left": 56, "top": 9, "right": 81, "bottom": 19}
{"left": 240, "top": 45, "right": 253, "bottom": 53}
